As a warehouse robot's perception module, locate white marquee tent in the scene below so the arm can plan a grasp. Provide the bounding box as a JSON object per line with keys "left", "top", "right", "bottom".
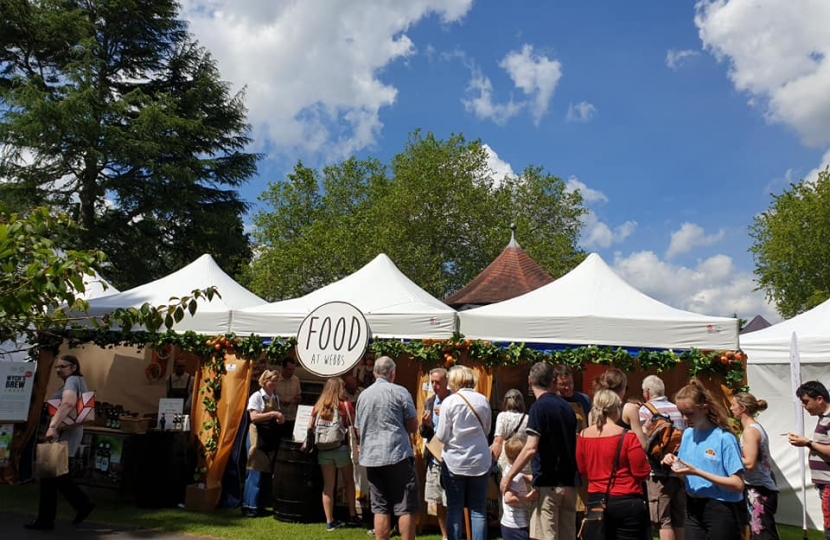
{"left": 458, "top": 253, "right": 739, "bottom": 350}
{"left": 742, "top": 298, "right": 830, "bottom": 529}
{"left": 231, "top": 253, "right": 457, "bottom": 339}
{"left": 79, "top": 254, "right": 266, "bottom": 335}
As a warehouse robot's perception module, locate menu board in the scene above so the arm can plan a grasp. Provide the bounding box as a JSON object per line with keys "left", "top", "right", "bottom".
{"left": 293, "top": 405, "right": 314, "bottom": 443}
{"left": 0, "top": 362, "right": 37, "bottom": 423}
{"left": 157, "top": 398, "right": 184, "bottom": 429}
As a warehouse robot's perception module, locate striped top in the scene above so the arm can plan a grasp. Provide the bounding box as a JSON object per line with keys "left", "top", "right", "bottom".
{"left": 810, "top": 414, "right": 830, "bottom": 485}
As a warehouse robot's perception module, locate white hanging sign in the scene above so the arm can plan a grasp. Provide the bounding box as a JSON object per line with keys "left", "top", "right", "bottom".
{"left": 296, "top": 302, "right": 370, "bottom": 377}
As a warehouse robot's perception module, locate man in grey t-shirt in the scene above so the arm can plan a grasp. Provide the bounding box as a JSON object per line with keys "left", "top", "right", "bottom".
{"left": 355, "top": 356, "right": 419, "bottom": 540}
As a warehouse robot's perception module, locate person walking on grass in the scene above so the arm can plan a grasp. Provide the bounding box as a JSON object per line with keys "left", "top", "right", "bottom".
{"left": 26, "top": 355, "right": 95, "bottom": 530}
{"left": 355, "top": 356, "right": 419, "bottom": 540}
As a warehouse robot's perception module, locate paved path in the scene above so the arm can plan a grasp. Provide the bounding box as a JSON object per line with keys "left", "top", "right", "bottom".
{"left": 1, "top": 512, "right": 212, "bottom": 540}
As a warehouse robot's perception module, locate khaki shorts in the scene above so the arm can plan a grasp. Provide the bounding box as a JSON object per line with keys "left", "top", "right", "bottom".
{"left": 646, "top": 475, "right": 686, "bottom": 529}
{"left": 529, "top": 486, "right": 576, "bottom": 540}
{"left": 424, "top": 460, "right": 446, "bottom": 505}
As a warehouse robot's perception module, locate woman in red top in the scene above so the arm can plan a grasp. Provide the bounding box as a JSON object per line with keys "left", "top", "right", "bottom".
{"left": 576, "top": 389, "right": 651, "bottom": 540}
{"left": 308, "top": 377, "right": 360, "bottom": 531}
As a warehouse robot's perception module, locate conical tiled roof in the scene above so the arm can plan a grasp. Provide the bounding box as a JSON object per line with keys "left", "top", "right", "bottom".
{"left": 740, "top": 314, "right": 772, "bottom": 335}
{"left": 444, "top": 231, "right": 554, "bottom": 309}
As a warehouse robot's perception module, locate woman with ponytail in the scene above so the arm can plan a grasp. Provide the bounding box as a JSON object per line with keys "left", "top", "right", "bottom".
{"left": 730, "top": 392, "right": 780, "bottom": 540}
{"left": 576, "top": 389, "right": 651, "bottom": 540}
{"left": 662, "top": 379, "right": 744, "bottom": 540}
{"left": 593, "top": 368, "right": 648, "bottom": 448}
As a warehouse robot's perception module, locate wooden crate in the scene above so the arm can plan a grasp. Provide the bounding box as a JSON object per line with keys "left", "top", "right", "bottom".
{"left": 119, "top": 417, "right": 150, "bottom": 434}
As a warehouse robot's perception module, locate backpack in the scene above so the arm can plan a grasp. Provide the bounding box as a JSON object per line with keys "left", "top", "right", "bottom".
{"left": 643, "top": 402, "right": 682, "bottom": 468}
{"left": 314, "top": 406, "right": 346, "bottom": 450}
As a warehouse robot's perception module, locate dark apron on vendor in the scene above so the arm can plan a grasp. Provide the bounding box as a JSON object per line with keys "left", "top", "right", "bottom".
{"left": 247, "top": 395, "right": 279, "bottom": 472}
{"left": 167, "top": 374, "right": 191, "bottom": 400}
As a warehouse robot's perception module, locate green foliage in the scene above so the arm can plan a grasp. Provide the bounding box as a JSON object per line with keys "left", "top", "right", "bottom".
{"left": 369, "top": 334, "right": 747, "bottom": 391}
{"left": 0, "top": 0, "right": 258, "bottom": 290}
{"left": 0, "top": 206, "right": 105, "bottom": 343}
{"left": 749, "top": 168, "right": 830, "bottom": 318}
{"left": 248, "top": 130, "right": 586, "bottom": 301}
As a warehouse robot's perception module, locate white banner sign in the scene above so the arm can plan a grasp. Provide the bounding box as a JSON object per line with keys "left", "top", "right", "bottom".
{"left": 0, "top": 362, "right": 37, "bottom": 423}
{"left": 296, "top": 302, "right": 370, "bottom": 377}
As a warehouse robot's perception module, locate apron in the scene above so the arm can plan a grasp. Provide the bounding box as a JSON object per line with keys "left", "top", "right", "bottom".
{"left": 247, "top": 394, "right": 279, "bottom": 472}
{"left": 167, "top": 374, "right": 191, "bottom": 400}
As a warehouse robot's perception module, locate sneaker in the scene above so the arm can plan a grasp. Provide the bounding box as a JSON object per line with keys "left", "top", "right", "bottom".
{"left": 366, "top": 529, "right": 375, "bottom": 537}
{"left": 347, "top": 516, "right": 362, "bottom": 527}
{"left": 326, "top": 520, "right": 343, "bottom": 531}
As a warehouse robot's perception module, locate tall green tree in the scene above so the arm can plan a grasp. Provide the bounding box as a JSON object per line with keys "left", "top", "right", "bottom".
{"left": 248, "top": 131, "right": 586, "bottom": 301}
{"left": 0, "top": 0, "right": 258, "bottom": 289}
{"left": 749, "top": 168, "right": 830, "bottom": 318}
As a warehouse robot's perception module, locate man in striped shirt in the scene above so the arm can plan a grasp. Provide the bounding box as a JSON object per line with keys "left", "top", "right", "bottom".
{"left": 789, "top": 380, "right": 830, "bottom": 539}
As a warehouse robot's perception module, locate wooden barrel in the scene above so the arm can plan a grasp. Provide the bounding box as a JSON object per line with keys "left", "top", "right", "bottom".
{"left": 272, "top": 440, "right": 324, "bottom": 523}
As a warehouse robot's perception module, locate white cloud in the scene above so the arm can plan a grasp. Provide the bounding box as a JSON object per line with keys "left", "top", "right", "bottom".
{"left": 581, "top": 214, "right": 637, "bottom": 249}
{"left": 482, "top": 144, "right": 515, "bottom": 184}
{"left": 565, "top": 176, "right": 607, "bottom": 204}
{"left": 665, "top": 222, "right": 726, "bottom": 259}
{"left": 178, "top": 0, "right": 475, "bottom": 159}
{"left": 462, "top": 68, "right": 524, "bottom": 125}
{"left": 695, "top": 0, "right": 830, "bottom": 147}
{"left": 499, "top": 45, "right": 563, "bottom": 125}
{"left": 805, "top": 148, "right": 830, "bottom": 184}
{"left": 566, "top": 101, "right": 597, "bottom": 123}
{"left": 612, "top": 250, "right": 779, "bottom": 321}
{"left": 564, "top": 177, "right": 636, "bottom": 248}
{"left": 665, "top": 48, "right": 700, "bottom": 70}
{"left": 462, "top": 44, "right": 562, "bottom": 126}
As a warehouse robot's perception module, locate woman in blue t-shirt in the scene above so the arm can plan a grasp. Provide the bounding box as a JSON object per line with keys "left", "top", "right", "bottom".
{"left": 662, "top": 379, "right": 744, "bottom": 540}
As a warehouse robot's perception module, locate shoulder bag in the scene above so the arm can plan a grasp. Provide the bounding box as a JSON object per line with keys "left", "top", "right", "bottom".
{"left": 578, "top": 429, "right": 628, "bottom": 540}
{"left": 46, "top": 389, "right": 96, "bottom": 428}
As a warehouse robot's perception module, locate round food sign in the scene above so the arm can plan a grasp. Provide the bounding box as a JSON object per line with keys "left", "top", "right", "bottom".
{"left": 296, "top": 302, "right": 370, "bottom": 377}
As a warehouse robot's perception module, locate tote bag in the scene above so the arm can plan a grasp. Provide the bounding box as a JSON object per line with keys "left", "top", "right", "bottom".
{"left": 35, "top": 441, "right": 69, "bottom": 478}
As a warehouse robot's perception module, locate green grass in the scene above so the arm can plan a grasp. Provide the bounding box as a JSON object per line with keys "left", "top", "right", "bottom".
{"left": 0, "top": 483, "right": 825, "bottom": 540}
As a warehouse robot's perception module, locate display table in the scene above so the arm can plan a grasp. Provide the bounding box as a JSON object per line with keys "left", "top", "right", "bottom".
{"left": 126, "top": 430, "right": 196, "bottom": 508}
{"left": 71, "top": 427, "right": 196, "bottom": 508}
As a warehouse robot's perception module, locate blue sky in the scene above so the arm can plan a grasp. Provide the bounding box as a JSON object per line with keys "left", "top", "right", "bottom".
{"left": 179, "top": 0, "right": 830, "bottom": 323}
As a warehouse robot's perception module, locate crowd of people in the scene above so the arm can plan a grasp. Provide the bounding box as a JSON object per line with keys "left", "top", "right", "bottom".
{"left": 29, "top": 353, "right": 830, "bottom": 540}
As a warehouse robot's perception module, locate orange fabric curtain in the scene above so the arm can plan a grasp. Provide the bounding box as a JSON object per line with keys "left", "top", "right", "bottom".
{"left": 190, "top": 354, "right": 251, "bottom": 508}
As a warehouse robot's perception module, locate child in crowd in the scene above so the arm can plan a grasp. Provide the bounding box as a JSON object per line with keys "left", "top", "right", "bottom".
{"left": 500, "top": 437, "right": 539, "bottom": 540}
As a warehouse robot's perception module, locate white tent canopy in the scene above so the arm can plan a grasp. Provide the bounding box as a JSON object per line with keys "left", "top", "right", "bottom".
{"left": 231, "top": 253, "right": 457, "bottom": 339}
{"left": 742, "top": 298, "right": 830, "bottom": 529}
{"left": 458, "top": 253, "right": 739, "bottom": 350}
{"left": 80, "top": 254, "right": 265, "bottom": 335}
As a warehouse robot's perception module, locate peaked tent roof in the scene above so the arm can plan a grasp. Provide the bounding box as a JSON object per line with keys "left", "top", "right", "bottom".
{"left": 231, "top": 253, "right": 457, "bottom": 339}
{"left": 741, "top": 297, "right": 830, "bottom": 365}
{"left": 444, "top": 234, "right": 554, "bottom": 309}
{"left": 458, "top": 253, "right": 739, "bottom": 350}
{"left": 740, "top": 314, "right": 772, "bottom": 335}
{"left": 80, "top": 254, "right": 265, "bottom": 334}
